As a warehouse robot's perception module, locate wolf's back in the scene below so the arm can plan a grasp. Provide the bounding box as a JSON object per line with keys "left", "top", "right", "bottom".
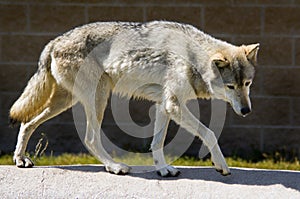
{"left": 9, "top": 42, "right": 55, "bottom": 125}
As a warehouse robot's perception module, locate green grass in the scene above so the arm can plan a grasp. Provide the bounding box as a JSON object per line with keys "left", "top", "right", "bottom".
{"left": 1, "top": 153, "right": 300, "bottom": 171}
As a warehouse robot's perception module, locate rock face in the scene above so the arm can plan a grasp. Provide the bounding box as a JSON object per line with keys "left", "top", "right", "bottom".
{"left": 0, "top": 165, "right": 300, "bottom": 198}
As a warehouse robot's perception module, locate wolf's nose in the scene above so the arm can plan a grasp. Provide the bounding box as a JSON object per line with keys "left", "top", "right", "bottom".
{"left": 241, "top": 107, "right": 251, "bottom": 116}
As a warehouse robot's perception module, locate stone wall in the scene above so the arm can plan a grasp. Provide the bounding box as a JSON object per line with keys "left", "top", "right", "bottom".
{"left": 1, "top": 0, "right": 300, "bottom": 160}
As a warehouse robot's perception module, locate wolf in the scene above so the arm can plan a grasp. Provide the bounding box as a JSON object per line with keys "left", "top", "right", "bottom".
{"left": 9, "top": 21, "right": 259, "bottom": 177}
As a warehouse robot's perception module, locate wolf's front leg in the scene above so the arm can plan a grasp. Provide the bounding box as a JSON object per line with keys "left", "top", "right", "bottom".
{"left": 165, "top": 99, "right": 230, "bottom": 176}
{"left": 151, "top": 104, "right": 180, "bottom": 177}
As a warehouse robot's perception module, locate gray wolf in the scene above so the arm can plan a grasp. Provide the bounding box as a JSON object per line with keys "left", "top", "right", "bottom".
{"left": 9, "top": 21, "right": 259, "bottom": 177}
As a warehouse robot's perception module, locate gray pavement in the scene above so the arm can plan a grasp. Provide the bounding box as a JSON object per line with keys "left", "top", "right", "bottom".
{"left": 0, "top": 165, "right": 300, "bottom": 198}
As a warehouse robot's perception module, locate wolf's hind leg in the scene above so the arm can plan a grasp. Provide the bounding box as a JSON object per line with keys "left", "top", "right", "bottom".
{"left": 151, "top": 104, "right": 180, "bottom": 177}
{"left": 83, "top": 111, "right": 131, "bottom": 174}
{"left": 82, "top": 75, "right": 131, "bottom": 175}
{"left": 14, "top": 86, "right": 75, "bottom": 168}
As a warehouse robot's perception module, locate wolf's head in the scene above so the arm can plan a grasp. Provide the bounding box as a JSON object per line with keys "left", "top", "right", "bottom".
{"left": 210, "top": 43, "right": 259, "bottom": 117}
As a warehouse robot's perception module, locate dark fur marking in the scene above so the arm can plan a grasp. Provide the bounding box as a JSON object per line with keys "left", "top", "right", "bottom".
{"left": 8, "top": 116, "right": 20, "bottom": 128}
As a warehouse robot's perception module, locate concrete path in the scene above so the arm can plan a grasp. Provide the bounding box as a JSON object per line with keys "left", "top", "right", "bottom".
{"left": 0, "top": 165, "right": 300, "bottom": 198}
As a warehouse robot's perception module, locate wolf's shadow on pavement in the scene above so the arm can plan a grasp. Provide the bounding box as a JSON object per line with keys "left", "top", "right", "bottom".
{"left": 55, "top": 165, "right": 300, "bottom": 192}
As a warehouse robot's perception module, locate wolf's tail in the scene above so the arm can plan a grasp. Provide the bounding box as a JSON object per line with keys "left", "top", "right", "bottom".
{"left": 9, "top": 42, "right": 55, "bottom": 126}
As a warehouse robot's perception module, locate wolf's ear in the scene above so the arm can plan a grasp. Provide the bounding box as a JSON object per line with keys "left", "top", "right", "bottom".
{"left": 212, "top": 54, "right": 230, "bottom": 68}
{"left": 245, "top": 43, "right": 260, "bottom": 66}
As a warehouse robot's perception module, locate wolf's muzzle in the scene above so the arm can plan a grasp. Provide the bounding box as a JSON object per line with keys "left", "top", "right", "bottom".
{"left": 241, "top": 107, "right": 251, "bottom": 116}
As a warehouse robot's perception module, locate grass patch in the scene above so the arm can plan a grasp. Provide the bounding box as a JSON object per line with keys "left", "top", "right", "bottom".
{"left": 1, "top": 153, "right": 300, "bottom": 171}
{"left": 173, "top": 156, "right": 300, "bottom": 171}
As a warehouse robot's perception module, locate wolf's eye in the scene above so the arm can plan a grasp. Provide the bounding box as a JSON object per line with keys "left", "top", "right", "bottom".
{"left": 226, "top": 85, "right": 235, "bottom": 90}
{"left": 244, "top": 81, "right": 252, "bottom": 87}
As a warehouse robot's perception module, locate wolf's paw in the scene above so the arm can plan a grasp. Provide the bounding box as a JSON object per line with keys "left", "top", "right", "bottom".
{"left": 157, "top": 165, "right": 180, "bottom": 177}
{"left": 105, "top": 162, "right": 131, "bottom": 175}
{"left": 211, "top": 154, "right": 231, "bottom": 176}
{"left": 14, "top": 156, "right": 34, "bottom": 168}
